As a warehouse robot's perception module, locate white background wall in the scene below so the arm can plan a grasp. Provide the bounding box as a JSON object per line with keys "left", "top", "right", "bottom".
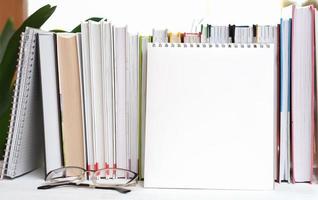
{"left": 28, "top": 0, "right": 282, "bottom": 34}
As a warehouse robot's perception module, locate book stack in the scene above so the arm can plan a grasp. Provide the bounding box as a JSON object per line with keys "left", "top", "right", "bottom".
{"left": 37, "top": 21, "right": 142, "bottom": 175}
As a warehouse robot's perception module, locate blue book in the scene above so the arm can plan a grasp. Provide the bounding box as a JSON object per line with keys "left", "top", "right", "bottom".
{"left": 279, "top": 18, "right": 292, "bottom": 182}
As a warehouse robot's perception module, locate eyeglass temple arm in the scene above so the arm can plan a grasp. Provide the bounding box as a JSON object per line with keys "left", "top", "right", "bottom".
{"left": 37, "top": 183, "right": 131, "bottom": 194}
{"left": 37, "top": 182, "right": 77, "bottom": 189}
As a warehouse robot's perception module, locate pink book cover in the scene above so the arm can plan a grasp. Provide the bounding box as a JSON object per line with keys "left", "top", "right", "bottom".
{"left": 291, "top": 5, "right": 315, "bottom": 183}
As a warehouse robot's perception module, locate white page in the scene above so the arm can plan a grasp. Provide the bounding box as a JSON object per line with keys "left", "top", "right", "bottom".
{"left": 144, "top": 43, "right": 274, "bottom": 190}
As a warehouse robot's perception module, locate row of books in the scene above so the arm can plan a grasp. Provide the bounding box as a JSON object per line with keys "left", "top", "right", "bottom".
{"left": 152, "top": 24, "right": 276, "bottom": 44}
{"left": 1, "top": 5, "right": 317, "bottom": 187}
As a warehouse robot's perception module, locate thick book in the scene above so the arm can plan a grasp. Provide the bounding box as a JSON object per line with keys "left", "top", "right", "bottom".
{"left": 113, "top": 25, "right": 128, "bottom": 171}
{"left": 88, "top": 20, "right": 105, "bottom": 171}
{"left": 101, "top": 20, "right": 115, "bottom": 171}
{"left": 56, "top": 33, "right": 85, "bottom": 169}
{"left": 291, "top": 5, "right": 315, "bottom": 183}
{"left": 37, "top": 33, "right": 63, "bottom": 174}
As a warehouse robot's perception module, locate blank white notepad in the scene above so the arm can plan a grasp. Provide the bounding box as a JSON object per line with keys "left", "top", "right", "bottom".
{"left": 144, "top": 43, "right": 274, "bottom": 190}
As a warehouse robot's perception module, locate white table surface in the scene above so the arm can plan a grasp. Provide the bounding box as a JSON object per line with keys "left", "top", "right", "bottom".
{"left": 0, "top": 169, "right": 318, "bottom": 200}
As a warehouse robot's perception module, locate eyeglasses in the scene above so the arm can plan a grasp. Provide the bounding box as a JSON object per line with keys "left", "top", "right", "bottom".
{"left": 37, "top": 166, "right": 138, "bottom": 194}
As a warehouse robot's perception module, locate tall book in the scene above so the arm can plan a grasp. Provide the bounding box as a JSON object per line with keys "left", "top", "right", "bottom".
{"left": 113, "top": 26, "right": 128, "bottom": 171}
{"left": 139, "top": 35, "right": 151, "bottom": 179}
{"left": 127, "top": 33, "right": 139, "bottom": 173}
{"left": 56, "top": 33, "right": 85, "bottom": 169}
{"left": 80, "top": 22, "right": 94, "bottom": 171}
{"left": 38, "top": 33, "right": 63, "bottom": 174}
{"left": 101, "top": 20, "right": 115, "bottom": 171}
{"left": 279, "top": 18, "right": 292, "bottom": 182}
{"left": 291, "top": 5, "right": 315, "bottom": 183}
{"left": 88, "top": 21, "right": 105, "bottom": 171}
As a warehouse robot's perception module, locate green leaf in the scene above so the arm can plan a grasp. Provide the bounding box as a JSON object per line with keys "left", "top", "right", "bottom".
{"left": 302, "top": 0, "right": 318, "bottom": 9}
{"left": 0, "top": 18, "right": 15, "bottom": 62}
{"left": 281, "top": 0, "right": 294, "bottom": 7}
{"left": 0, "top": 88, "right": 13, "bottom": 156}
{"left": 0, "top": 4, "right": 56, "bottom": 157}
{"left": 50, "top": 29, "right": 67, "bottom": 33}
{"left": 71, "top": 17, "right": 104, "bottom": 33}
{"left": 0, "top": 4, "right": 56, "bottom": 116}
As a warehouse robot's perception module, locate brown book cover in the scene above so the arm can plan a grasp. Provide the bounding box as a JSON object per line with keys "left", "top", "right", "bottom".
{"left": 56, "top": 33, "right": 84, "bottom": 169}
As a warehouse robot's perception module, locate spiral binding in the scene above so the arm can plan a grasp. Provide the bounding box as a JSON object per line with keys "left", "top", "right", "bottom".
{"left": 1, "top": 29, "right": 37, "bottom": 179}
{"left": 0, "top": 33, "right": 25, "bottom": 179}
{"left": 150, "top": 43, "right": 272, "bottom": 48}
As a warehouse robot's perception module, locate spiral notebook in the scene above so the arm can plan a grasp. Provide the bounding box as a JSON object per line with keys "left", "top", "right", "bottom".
{"left": 144, "top": 43, "right": 275, "bottom": 190}
{"left": 1, "top": 28, "right": 44, "bottom": 179}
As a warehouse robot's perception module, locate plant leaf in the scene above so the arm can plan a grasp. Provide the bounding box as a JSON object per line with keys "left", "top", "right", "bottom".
{"left": 0, "top": 88, "right": 13, "bottom": 156}
{"left": 0, "top": 4, "right": 56, "bottom": 116}
{"left": 302, "top": 0, "right": 318, "bottom": 9}
{"left": 71, "top": 17, "right": 104, "bottom": 33}
{"left": 281, "top": 0, "right": 294, "bottom": 7}
{"left": 50, "top": 29, "right": 66, "bottom": 33}
{"left": 0, "top": 4, "right": 56, "bottom": 157}
{"left": 0, "top": 18, "right": 15, "bottom": 61}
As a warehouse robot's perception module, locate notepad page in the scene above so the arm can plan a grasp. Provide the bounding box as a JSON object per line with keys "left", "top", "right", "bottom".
{"left": 144, "top": 43, "right": 274, "bottom": 190}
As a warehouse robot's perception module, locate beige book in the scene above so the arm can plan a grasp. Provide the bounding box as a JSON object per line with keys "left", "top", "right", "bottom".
{"left": 56, "top": 33, "right": 84, "bottom": 169}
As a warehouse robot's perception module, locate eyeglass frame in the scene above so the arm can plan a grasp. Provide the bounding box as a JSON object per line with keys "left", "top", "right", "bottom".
{"left": 38, "top": 166, "right": 138, "bottom": 193}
